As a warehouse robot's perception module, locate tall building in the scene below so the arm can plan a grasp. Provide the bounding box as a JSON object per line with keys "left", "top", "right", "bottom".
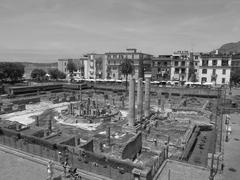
{"left": 84, "top": 53, "right": 107, "bottom": 79}
{"left": 170, "top": 51, "right": 191, "bottom": 82}
{"left": 189, "top": 52, "right": 201, "bottom": 82}
{"left": 151, "top": 55, "right": 172, "bottom": 81}
{"left": 105, "top": 49, "right": 152, "bottom": 80}
{"left": 198, "top": 51, "right": 231, "bottom": 85}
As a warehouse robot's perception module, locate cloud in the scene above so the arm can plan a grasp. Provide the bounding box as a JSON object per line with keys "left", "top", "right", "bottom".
{"left": 0, "top": 0, "right": 240, "bottom": 61}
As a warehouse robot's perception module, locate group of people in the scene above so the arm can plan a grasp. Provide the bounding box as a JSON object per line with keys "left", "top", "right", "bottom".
{"left": 46, "top": 153, "right": 83, "bottom": 180}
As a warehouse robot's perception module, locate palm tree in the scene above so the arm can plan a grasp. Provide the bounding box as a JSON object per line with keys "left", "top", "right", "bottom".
{"left": 120, "top": 59, "right": 134, "bottom": 91}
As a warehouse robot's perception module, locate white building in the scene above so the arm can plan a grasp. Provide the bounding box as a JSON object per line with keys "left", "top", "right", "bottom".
{"left": 198, "top": 52, "right": 231, "bottom": 85}
{"left": 58, "top": 57, "right": 87, "bottom": 79}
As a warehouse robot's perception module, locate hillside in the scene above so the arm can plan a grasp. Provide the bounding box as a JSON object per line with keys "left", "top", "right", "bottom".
{"left": 218, "top": 41, "right": 240, "bottom": 54}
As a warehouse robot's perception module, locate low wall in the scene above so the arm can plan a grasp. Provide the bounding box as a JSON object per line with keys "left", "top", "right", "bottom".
{"left": 0, "top": 126, "right": 154, "bottom": 180}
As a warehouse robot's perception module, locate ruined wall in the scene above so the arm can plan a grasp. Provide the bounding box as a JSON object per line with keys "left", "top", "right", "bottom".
{"left": 80, "top": 140, "right": 94, "bottom": 152}
{"left": 0, "top": 126, "right": 152, "bottom": 180}
{"left": 121, "top": 132, "right": 142, "bottom": 160}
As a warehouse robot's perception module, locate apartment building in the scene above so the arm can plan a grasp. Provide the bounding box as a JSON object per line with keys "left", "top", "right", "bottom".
{"left": 105, "top": 49, "right": 152, "bottom": 80}
{"left": 151, "top": 55, "right": 172, "bottom": 81}
{"left": 199, "top": 52, "right": 231, "bottom": 85}
{"left": 170, "top": 51, "right": 191, "bottom": 82}
{"left": 231, "top": 54, "right": 240, "bottom": 73}
{"left": 84, "top": 53, "right": 107, "bottom": 79}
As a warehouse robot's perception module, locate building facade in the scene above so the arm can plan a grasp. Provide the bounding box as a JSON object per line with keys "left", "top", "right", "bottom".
{"left": 170, "top": 51, "right": 191, "bottom": 82}
{"left": 151, "top": 55, "right": 172, "bottom": 81}
{"left": 84, "top": 54, "right": 107, "bottom": 79}
{"left": 105, "top": 49, "right": 152, "bottom": 80}
{"left": 198, "top": 53, "right": 231, "bottom": 85}
{"left": 231, "top": 54, "right": 240, "bottom": 73}
{"left": 58, "top": 57, "right": 87, "bottom": 79}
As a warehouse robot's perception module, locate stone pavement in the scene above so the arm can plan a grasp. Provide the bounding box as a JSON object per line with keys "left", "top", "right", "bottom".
{"left": 223, "top": 113, "right": 240, "bottom": 180}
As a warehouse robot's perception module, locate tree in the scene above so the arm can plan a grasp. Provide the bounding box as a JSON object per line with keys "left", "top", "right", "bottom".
{"left": 231, "top": 70, "right": 240, "bottom": 85}
{"left": 31, "top": 69, "right": 46, "bottom": 81}
{"left": 0, "top": 62, "right": 24, "bottom": 82}
{"left": 106, "top": 66, "right": 111, "bottom": 79}
{"left": 120, "top": 59, "right": 134, "bottom": 91}
{"left": 67, "top": 61, "right": 77, "bottom": 81}
{"left": 48, "top": 69, "right": 66, "bottom": 80}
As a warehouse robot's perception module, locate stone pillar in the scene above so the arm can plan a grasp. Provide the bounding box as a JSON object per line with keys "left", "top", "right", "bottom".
{"left": 108, "top": 127, "right": 111, "bottom": 146}
{"left": 137, "top": 78, "right": 143, "bottom": 121}
{"left": 161, "top": 95, "right": 165, "bottom": 112}
{"left": 48, "top": 119, "right": 52, "bottom": 132}
{"left": 128, "top": 78, "right": 136, "bottom": 126}
{"left": 144, "top": 78, "right": 150, "bottom": 118}
{"left": 75, "top": 134, "right": 80, "bottom": 146}
{"left": 35, "top": 116, "right": 39, "bottom": 126}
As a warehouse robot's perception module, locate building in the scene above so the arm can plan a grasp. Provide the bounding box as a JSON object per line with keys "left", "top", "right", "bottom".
{"left": 190, "top": 52, "right": 201, "bottom": 82}
{"left": 58, "top": 57, "right": 87, "bottom": 79}
{"left": 151, "top": 55, "right": 172, "bottom": 81}
{"left": 170, "top": 51, "right": 191, "bottom": 82}
{"left": 105, "top": 49, "right": 152, "bottom": 80}
{"left": 84, "top": 54, "right": 107, "bottom": 79}
{"left": 198, "top": 51, "right": 231, "bottom": 85}
{"left": 231, "top": 54, "right": 240, "bottom": 73}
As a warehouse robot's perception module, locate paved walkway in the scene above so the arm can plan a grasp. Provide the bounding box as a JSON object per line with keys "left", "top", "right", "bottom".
{"left": 0, "top": 144, "right": 111, "bottom": 180}
{"left": 223, "top": 113, "right": 240, "bottom": 180}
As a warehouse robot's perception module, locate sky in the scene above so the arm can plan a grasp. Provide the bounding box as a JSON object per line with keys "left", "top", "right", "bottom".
{"left": 0, "top": 0, "right": 240, "bottom": 62}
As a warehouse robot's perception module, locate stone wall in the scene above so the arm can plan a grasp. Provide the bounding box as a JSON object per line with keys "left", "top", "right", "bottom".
{"left": 121, "top": 132, "right": 142, "bottom": 160}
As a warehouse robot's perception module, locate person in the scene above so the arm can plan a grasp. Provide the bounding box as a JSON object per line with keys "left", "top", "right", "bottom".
{"left": 47, "top": 160, "right": 54, "bottom": 180}
{"left": 63, "top": 159, "right": 69, "bottom": 177}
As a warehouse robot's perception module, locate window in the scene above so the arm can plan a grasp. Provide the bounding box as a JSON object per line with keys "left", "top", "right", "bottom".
{"left": 113, "top": 73, "right": 115, "bottom": 78}
{"left": 195, "top": 56, "right": 199, "bottom": 60}
{"left": 202, "top": 69, "right": 207, "bottom": 74}
{"left": 181, "top": 61, "right": 185, "bottom": 66}
{"left": 201, "top": 77, "right": 207, "bottom": 83}
{"left": 222, "top": 69, "right": 226, "bottom": 75}
{"left": 195, "top": 62, "right": 198, "bottom": 66}
{"left": 181, "top": 68, "right": 186, "bottom": 74}
{"left": 222, "top": 60, "right": 228, "bottom": 66}
{"left": 158, "top": 68, "right": 161, "bottom": 72}
{"left": 222, "top": 78, "right": 225, "bottom": 84}
{"left": 175, "top": 68, "right": 179, "bottom": 74}
{"left": 212, "top": 60, "right": 217, "bottom": 66}
{"left": 175, "top": 61, "right": 178, "bottom": 66}
{"left": 158, "top": 62, "right": 161, "bottom": 66}
{"left": 213, "top": 69, "right": 216, "bottom": 75}
{"left": 202, "top": 60, "right": 208, "bottom": 66}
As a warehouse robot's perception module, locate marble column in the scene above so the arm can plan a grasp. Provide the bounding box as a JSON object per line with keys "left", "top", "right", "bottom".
{"left": 144, "top": 78, "right": 150, "bottom": 117}
{"left": 128, "top": 78, "right": 136, "bottom": 126}
{"left": 137, "top": 78, "right": 143, "bottom": 121}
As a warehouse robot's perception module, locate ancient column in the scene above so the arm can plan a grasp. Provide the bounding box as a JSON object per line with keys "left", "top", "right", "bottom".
{"left": 35, "top": 116, "right": 39, "bottom": 126}
{"left": 144, "top": 78, "right": 150, "bottom": 118}
{"left": 128, "top": 78, "right": 136, "bottom": 126}
{"left": 48, "top": 119, "right": 52, "bottom": 132}
{"left": 137, "top": 78, "right": 143, "bottom": 121}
